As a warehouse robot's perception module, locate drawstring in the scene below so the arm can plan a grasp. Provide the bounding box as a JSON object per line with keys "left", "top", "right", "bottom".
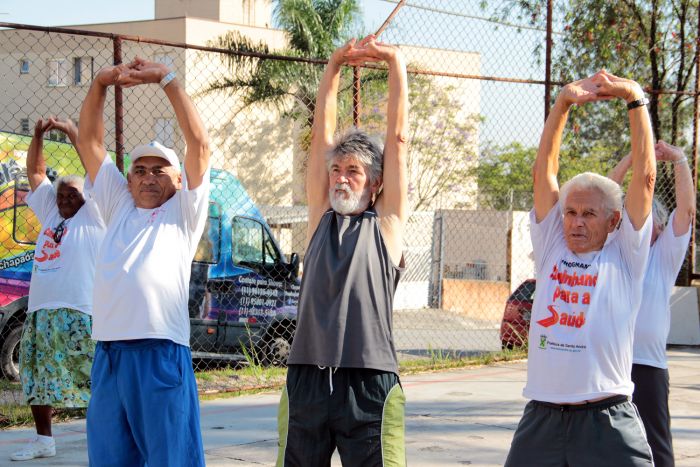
{"left": 318, "top": 366, "right": 338, "bottom": 395}
{"left": 103, "top": 342, "right": 112, "bottom": 374}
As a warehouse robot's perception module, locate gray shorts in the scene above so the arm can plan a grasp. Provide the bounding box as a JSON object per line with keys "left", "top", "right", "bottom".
{"left": 505, "top": 395, "right": 653, "bottom": 467}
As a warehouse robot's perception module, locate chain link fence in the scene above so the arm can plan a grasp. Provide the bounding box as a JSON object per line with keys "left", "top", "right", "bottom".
{"left": 0, "top": 0, "right": 696, "bottom": 391}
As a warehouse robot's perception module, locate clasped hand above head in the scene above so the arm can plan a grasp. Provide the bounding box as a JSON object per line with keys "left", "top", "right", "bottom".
{"left": 33, "top": 116, "right": 78, "bottom": 142}
{"left": 95, "top": 57, "right": 171, "bottom": 88}
{"left": 330, "top": 35, "right": 401, "bottom": 68}
{"left": 559, "top": 70, "right": 645, "bottom": 107}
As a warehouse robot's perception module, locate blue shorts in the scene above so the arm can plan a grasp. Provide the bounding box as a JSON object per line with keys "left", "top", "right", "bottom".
{"left": 86, "top": 339, "right": 204, "bottom": 467}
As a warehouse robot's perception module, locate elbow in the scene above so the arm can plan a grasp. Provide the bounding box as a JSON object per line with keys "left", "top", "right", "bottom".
{"left": 644, "top": 170, "right": 656, "bottom": 193}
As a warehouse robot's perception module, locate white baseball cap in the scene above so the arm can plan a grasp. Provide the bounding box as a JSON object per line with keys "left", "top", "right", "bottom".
{"left": 130, "top": 141, "right": 181, "bottom": 172}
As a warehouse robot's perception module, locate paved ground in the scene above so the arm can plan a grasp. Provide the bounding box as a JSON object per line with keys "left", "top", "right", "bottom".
{"left": 0, "top": 347, "right": 698, "bottom": 466}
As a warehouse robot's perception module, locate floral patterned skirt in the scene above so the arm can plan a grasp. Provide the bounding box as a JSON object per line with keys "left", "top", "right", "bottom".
{"left": 19, "top": 308, "right": 95, "bottom": 407}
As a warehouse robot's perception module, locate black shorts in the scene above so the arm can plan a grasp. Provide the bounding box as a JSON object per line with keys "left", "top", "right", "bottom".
{"left": 632, "top": 363, "right": 674, "bottom": 467}
{"left": 505, "top": 395, "right": 653, "bottom": 467}
{"left": 276, "top": 364, "right": 406, "bottom": 467}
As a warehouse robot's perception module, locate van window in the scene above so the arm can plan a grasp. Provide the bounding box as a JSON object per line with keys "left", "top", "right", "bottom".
{"left": 193, "top": 202, "right": 221, "bottom": 264}
{"left": 232, "top": 217, "right": 264, "bottom": 265}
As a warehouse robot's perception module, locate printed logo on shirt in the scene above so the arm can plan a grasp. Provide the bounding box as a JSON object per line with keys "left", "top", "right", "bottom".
{"left": 34, "top": 225, "right": 68, "bottom": 263}
{"left": 536, "top": 305, "right": 586, "bottom": 328}
{"left": 539, "top": 335, "right": 547, "bottom": 349}
{"left": 536, "top": 262, "right": 595, "bottom": 332}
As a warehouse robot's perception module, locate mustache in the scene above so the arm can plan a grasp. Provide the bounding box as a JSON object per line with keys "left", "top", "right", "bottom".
{"left": 333, "top": 183, "right": 351, "bottom": 193}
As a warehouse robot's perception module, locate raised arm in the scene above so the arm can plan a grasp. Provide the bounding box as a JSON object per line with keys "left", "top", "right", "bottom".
{"left": 77, "top": 66, "right": 126, "bottom": 182}
{"left": 120, "top": 58, "right": 210, "bottom": 189}
{"left": 655, "top": 140, "right": 696, "bottom": 235}
{"left": 306, "top": 40, "right": 356, "bottom": 242}
{"left": 365, "top": 41, "right": 409, "bottom": 225}
{"left": 533, "top": 75, "right": 610, "bottom": 221}
{"left": 607, "top": 153, "right": 632, "bottom": 185}
{"left": 26, "top": 119, "right": 50, "bottom": 191}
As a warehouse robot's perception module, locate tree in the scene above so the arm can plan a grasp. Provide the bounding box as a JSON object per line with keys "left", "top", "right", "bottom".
{"left": 471, "top": 141, "right": 616, "bottom": 211}
{"left": 204, "top": 0, "right": 361, "bottom": 129}
{"left": 494, "top": 1, "right": 698, "bottom": 149}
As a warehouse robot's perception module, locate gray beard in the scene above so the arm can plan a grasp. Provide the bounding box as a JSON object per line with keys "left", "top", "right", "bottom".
{"left": 329, "top": 185, "right": 371, "bottom": 215}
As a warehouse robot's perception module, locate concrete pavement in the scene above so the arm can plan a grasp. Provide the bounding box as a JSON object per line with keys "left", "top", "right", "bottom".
{"left": 0, "top": 347, "right": 698, "bottom": 466}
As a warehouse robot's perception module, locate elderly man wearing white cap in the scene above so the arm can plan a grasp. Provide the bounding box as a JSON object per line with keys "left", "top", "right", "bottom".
{"left": 76, "top": 57, "right": 210, "bottom": 467}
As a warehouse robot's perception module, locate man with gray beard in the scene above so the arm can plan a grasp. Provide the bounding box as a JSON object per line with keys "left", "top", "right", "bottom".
{"left": 276, "top": 35, "right": 409, "bottom": 467}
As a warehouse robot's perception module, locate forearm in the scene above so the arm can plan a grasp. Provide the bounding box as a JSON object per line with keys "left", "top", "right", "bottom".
{"left": 77, "top": 81, "right": 108, "bottom": 182}
{"left": 608, "top": 154, "right": 632, "bottom": 185}
{"left": 533, "top": 97, "right": 569, "bottom": 219}
{"left": 381, "top": 52, "right": 409, "bottom": 222}
{"left": 673, "top": 157, "right": 695, "bottom": 223}
{"left": 26, "top": 135, "right": 46, "bottom": 190}
{"left": 626, "top": 97, "right": 656, "bottom": 227}
{"left": 165, "top": 79, "right": 210, "bottom": 182}
{"left": 306, "top": 61, "right": 342, "bottom": 196}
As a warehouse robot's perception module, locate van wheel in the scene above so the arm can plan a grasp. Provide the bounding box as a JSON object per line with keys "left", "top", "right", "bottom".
{"left": 263, "top": 335, "right": 291, "bottom": 367}
{"left": 1, "top": 325, "right": 23, "bottom": 381}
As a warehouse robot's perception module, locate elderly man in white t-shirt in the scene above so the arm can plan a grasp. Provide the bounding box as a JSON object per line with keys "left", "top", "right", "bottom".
{"left": 76, "top": 58, "right": 210, "bottom": 467}
{"left": 504, "top": 70, "right": 656, "bottom": 467}
{"left": 609, "top": 140, "right": 695, "bottom": 467}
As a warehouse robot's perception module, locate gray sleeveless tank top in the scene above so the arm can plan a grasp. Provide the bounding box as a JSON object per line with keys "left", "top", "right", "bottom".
{"left": 287, "top": 208, "right": 403, "bottom": 374}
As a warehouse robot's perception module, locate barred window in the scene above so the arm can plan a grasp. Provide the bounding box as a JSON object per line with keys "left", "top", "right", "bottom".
{"left": 47, "top": 59, "right": 70, "bottom": 87}
{"left": 19, "top": 59, "right": 30, "bottom": 75}
{"left": 20, "top": 118, "right": 30, "bottom": 134}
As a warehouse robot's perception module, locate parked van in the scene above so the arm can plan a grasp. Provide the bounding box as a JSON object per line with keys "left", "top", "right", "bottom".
{"left": 0, "top": 131, "right": 299, "bottom": 380}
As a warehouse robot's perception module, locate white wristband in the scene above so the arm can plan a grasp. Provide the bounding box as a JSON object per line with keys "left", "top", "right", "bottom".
{"left": 672, "top": 157, "right": 688, "bottom": 166}
{"left": 159, "top": 71, "right": 176, "bottom": 89}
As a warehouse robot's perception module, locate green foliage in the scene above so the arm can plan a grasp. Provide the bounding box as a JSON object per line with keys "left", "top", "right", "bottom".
{"left": 500, "top": 1, "right": 697, "bottom": 145}
{"left": 472, "top": 137, "right": 617, "bottom": 211}
{"left": 204, "top": 0, "right": 362, "bottom": 128}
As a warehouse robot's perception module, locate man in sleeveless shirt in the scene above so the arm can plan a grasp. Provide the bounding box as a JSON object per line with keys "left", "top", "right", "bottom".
{"left": 276, "top": 36, "right": 409, "bottom": 467}
{"left": 505, "top": 71, "right": 656, "bottom": 466}
{"left": 77, "top": 58, "right": 210, "bottom": 466}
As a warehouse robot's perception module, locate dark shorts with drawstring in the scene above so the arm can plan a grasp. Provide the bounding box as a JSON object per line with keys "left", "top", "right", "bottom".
{"left": 505, "top": 395, "right": 653, "bottom": 467}
{"left": 86, "top": 339, "right": 204, "bottom": 467}
{"left": 277, "top": 364, "right": 406, "bottom": 467}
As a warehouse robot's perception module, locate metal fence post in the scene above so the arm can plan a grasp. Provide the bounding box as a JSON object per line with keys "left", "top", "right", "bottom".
{"left": 690, "top": 2, "right": 700, "bottom": 280}
{"left": 113, "top": 36, "right": 124, "bottom": 173}
{"left": 544, "top": 0, "right": 553, "bottom": 120}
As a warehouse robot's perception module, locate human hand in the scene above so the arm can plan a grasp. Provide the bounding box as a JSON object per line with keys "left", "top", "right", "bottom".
{"left": 46, "top": 117, "right": 78, "bottom": 143}
{"left": 117, "top": 57, "right": 170, "bottom": 88}
{"left": 345, "top": 35, "right": 400, "bottom": 65}
{"left": 590, "top": 70, "right": 644, "bottom": 103}
{"left": 654, "top": 140, "right": 685, "bottom": 162}
{"left": 94, "top": 63, "right": 130, "bottom": 87}
{"left": 33, "top": 118, "right": 51, "bottom": 139}
{"left": 329, "top": 39, "right": 358, "bottom": 68}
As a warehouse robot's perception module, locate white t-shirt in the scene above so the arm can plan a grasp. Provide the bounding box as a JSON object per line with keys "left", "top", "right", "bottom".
{"left": 633, "top": 210, "right": 691, "bottom": 369}
{"left": 87, "top": 157, "right": 210, "bottom": 346}
{"left": 524, "top": 203, "right": 652, "bottom": 403}
{"left": 26, "top": 178, "right": 105, "bottom": 314}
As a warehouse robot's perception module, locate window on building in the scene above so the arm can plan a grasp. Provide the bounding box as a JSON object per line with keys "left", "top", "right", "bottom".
{"left": 73, "top": 56, "right": 93, "bottom": 85}
{"left": 153, "top": 118, "right": 175, "bottom": 147}
{"left": 20, "top": 118, "right": 30, "bottom": 135}
{"left": 19, "top": 59, "right": 30, "bottom": 75}
{"left": 47, "top": 59, "right": 70, "bottom": 87}
{"left": 48, "top": 130, "right": 67, "bottom": 143}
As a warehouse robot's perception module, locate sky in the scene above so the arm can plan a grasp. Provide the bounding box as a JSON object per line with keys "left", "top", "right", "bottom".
{"left": 0, "top": 0, "right": 545, "bottom": 146}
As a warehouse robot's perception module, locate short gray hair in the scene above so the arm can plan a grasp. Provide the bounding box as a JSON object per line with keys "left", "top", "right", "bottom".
{"left": 54, "top": 174, "right": 84, "bottom": 193}
{"left": 325, "top": 128, "right": 383, "bottom": 185}
{"left": 559, "top": 172, "right": 623, "bottom": 215}
{"left": 652, "top": 197, "right": 669, "bottom": 229}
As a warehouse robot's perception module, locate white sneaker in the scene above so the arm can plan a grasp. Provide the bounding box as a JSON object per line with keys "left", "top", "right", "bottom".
{"left": 10, "top": 437, "right": 56, "bottom": 461}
